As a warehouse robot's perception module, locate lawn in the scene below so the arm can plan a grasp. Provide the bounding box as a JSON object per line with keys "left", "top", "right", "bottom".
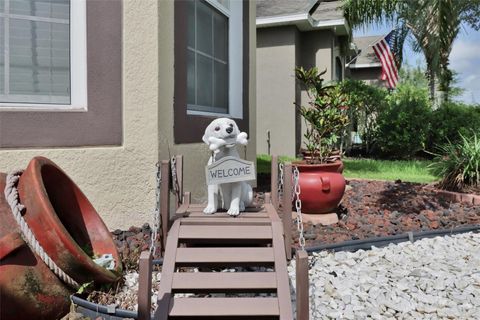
{"left": 257, "top": 154, "right": 439, "bottom": 184}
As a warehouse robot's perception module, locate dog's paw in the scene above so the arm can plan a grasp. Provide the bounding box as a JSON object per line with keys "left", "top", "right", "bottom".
{"left": 227, "top": 207, "right": 240, "bottom": 216}
{"left": 203, "top": 205, "right": 217, "bottom": 214}
{"left": 239, "top": 202, "right": 245, "bottom": 212}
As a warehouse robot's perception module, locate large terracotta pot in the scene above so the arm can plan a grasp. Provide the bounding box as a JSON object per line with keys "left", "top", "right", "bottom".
{"left": 0, "top": 157, "right": 122, "bottom": 320}
{"left": 293, "top": 161, "right": 346, "bottom": 214}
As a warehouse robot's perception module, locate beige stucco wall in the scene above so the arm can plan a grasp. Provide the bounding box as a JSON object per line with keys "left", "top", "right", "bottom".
{"left": 157, "top": 1, "right": 257, "bottom": 207}
{"left": 299, "top": 30, "right": 335, "bottom": 152}
{"left": 0, "top": 0, "right": 257, "bottom": 229}
{"left": 256, "top": 26, "right": 299, "bottom": 157}
{"left": 0, "top": 1, "right": 160, "bottom": 230}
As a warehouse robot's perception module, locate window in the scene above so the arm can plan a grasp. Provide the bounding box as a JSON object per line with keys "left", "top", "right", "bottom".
{"left": 0, "top": 0, "right": 87, "bottom": 110}
{"left": 186, "top": 0, "right": 242, "bottom": 118}
{"left": 174, "top": 0, "right": 248, "bottom": 144}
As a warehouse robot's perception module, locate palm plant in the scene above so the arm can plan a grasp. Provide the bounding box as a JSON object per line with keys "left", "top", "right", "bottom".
{"left": 342, "top": 0, "right": 480, "bottom": 104}
{"left": 429, "top": 132, "right": 480, "bottom": 191}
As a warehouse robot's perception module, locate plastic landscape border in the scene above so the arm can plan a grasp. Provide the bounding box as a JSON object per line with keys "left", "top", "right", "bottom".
{"left": 73, "top": 224, "right": 480, "bottom": 319}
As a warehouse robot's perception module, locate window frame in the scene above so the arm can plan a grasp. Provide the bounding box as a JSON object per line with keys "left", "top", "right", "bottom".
{"left": 0, "top": 0, "right": 87, "bottom": 112}
{"left": 174, "top": 0, "right": 249, "bottom": 144}
{"left": 186, "top": 0, "right": 243, "bottom": 119}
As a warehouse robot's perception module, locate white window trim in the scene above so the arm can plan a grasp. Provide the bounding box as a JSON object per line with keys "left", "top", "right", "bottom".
{"left": 0, "top": 0, "right": 87, "bottom": 112}
{"left": 187, "top": 0, "right": 243, "bottom": 119}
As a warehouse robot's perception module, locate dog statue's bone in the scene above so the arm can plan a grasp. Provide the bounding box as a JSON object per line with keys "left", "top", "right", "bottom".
{"left": 208, "top": 136, "right": 229, "bottom": 151}
{"left": 236, "top": 132, "right": 248, "bottom": 145}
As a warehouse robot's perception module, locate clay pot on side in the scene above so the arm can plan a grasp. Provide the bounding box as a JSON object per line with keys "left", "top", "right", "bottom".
{"left": 0, "top": 157, "right": 122, "bottom": 320}
{"left": 292, "top": 162, "right": 346, "bottom": 214}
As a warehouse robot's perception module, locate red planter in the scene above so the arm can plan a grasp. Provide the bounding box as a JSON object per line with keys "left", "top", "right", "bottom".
{"left": 0, "top": 157, "right": 122, "bottom": 320}
{"left": 293, "top": 161, "right": 346, "bottom": 214}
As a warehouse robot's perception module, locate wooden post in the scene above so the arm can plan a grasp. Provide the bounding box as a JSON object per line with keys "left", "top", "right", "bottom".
{"left": 264, "top": 192, "right": 271, "bottom": 204}
{"left": 282, "top": 163, "right": 293, "bottom": 260}
{"left": 271, "top": 155, "right": 279, "bottom": 210}
{"left": 138, "top": 251, "right": 152, "bottom": 320}
{"left": 296, "top": 250, "right": 309, "bottom": 320}
{"left": 183, "top": 191, "right": 191, "bottom": 206}
{"left": 160, "top": 160, "right": 170, "bottom": 256}
{"left": 174, "top": 155, "right": 184, "bottom": 209}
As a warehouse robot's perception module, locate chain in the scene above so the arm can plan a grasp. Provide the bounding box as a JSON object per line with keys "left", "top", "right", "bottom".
{"left": 293, "top": 166, "right": 305, "bottom": 251}
{"left": 170, "top": 156, "right": 181, "bottom": 206}
{"left": 278, "top": 162, "right": 284, "bottom": 202}
{"left": 150, "top": 162, "right": 161, "bottom": 254}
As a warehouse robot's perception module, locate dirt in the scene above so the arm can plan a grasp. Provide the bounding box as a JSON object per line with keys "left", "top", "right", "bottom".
{"left": 290, "top": 179, "right": 480, "bottom": 248}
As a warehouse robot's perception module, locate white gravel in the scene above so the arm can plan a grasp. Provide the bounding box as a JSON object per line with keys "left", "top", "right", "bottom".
{"left": 99, "top": 232, "right": 480, "bottom": 319}
{"left": 288, "top": 232, "right": 480, "bottom": 320}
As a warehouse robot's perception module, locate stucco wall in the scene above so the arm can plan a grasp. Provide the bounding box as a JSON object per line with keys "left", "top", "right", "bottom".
{"left": 298, "top": 30, "right": 335, "bottom": 151}
{"left": 158, "top": 1, "right": 257, "bottom": 207}
{"left": 256, "top": 26, "right": 299, "bottom": 157}
{"left": 0, "top": 0, "right": 160, "bottom": 230}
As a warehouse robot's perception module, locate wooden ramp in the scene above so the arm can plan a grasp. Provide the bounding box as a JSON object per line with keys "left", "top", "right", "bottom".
{"left": 153, "top": 202, "right": 293, "bottom": 320}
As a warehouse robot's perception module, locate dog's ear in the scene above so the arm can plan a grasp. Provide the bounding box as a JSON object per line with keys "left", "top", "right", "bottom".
{"left": 202, "top": 127, "right": 211, "bottom": 145}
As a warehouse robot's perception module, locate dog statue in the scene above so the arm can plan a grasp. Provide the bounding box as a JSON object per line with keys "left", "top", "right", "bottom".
{"left": 202, "top": 118, "right": 253, "bottom": 216}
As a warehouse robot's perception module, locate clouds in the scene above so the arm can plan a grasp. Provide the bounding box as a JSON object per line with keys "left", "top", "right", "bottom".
{"left": 449, "top": 32, "right": 480, "bottom": 104}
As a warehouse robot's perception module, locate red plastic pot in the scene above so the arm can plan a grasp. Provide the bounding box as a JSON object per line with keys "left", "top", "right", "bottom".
{"left": 0, "top": 157, "right": 122, "bottom": 320}
{"left": 293, "top": 161, "right": 346, "bottom": 214}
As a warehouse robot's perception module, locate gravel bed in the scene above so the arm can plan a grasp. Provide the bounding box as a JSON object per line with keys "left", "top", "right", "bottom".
{"left": 288, "top": 232, "right": 480, "bottom": 319}
{"left": 87, "top": 233, "right": 480, "bottom": 320}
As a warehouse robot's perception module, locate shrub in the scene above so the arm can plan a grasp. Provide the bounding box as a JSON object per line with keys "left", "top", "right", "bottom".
{"left": 427, "top": 102, "right": 480, "bottom": 151}
{"left": 429, "top": 133, "right": 480, "bottom": 191}
{"left": 374, "top": 83, "right": 432, "bottom": 158}
{"left": 340, "top": 80, "right": 388, "bottom": 155}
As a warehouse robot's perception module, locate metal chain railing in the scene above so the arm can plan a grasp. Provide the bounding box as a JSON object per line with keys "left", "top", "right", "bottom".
{"left": 293, "top": 166, "right": 305, "bottom": 251}
{"left": 150, "top": 163, "right": 161, "bottom": 254}
{"left": 278, "top": 162, "right": 284, "bottom": 201}
{"left": 170, "top": 156, "right": 181, "bottom": 206}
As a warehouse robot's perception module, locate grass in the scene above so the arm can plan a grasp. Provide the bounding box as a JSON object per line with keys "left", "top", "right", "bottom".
{"left": 257, "top": 154, "right": 439, "bottom": 184}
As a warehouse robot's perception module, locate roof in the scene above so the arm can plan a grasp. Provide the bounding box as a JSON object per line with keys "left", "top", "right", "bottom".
{"left": 256, "top": 0, "right": 314, "bottom": 18}
{"left": 256, "top": 0, "right": 349, "bottom": 35}
{"left": 310, "top": 1, "right": 344, "bottom": 21}
{"left": 349, "top": 35, "right": 383, "bottom": 69}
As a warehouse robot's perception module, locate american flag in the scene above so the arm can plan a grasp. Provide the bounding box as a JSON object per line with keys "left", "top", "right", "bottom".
{"left": 372, "top": 31, "right": 399, "bottom": 89}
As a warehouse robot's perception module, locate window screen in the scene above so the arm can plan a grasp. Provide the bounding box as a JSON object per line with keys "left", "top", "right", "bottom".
{"left": 187, "top": 0, "right": 229, "bottom": 114}
{"left": 0, "top": 0, "right": 70, "bottom": 105}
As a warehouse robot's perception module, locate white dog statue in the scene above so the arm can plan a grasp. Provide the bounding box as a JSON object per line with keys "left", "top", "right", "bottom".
{"left": 202, "top": 118, "right": 253, "bottom": 216}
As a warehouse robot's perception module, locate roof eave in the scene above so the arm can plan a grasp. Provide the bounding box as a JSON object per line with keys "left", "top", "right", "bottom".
{"left": 348, "top": 62, "right": 382, "bottom": 69}
{"left": 257, "top": 14, "right": 350, "bottom": 35}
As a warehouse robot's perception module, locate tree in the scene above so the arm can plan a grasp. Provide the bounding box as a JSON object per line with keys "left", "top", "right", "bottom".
{"left": 343, "top": 0, "right": 480, "bottom": 104}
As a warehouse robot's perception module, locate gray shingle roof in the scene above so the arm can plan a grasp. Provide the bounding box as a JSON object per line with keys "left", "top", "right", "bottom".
{"left": 310, "top": 1, "right": 344, "bottom": 21}
{"left": 351, "top": 35, "right": 385, "bottom": 66}
{"left": 256, "top": 0, "right": 314, "bottom": 18}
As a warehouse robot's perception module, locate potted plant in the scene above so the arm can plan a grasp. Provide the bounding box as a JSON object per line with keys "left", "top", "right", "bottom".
{"left": 293, "top": 66, "right": 349, "bottom": 214}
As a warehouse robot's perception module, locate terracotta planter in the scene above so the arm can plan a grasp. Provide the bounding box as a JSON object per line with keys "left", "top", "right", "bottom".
{"left": 0, "top": 157, "right": 122, "bottom": 320}
{"left": 293, "top": 161, "right": 346, "bottom": 214}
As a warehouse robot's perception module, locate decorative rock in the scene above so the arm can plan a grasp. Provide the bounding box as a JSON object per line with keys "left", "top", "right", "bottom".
{"left": 289, "top": 232, "right": 480, "bottom": 319}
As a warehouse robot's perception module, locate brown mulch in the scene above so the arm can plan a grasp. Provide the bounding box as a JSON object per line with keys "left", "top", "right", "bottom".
{"left": 288, "top": 179, "right": 480, "bottom": 249}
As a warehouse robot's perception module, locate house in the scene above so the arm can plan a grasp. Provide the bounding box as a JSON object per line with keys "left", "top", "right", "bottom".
{"left": 347, "top": 35, "right": 384, "bottom": 86}
{"left": 256, "top": 0, "right": 351, "bottom": 157}
{"left": 0, "top": 0, "right": 257, "bottom": 229}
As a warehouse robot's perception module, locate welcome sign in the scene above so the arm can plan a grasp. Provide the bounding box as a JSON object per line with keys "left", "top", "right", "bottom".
{"left": 206, "top": 156, "right": 256, "bottom": 185}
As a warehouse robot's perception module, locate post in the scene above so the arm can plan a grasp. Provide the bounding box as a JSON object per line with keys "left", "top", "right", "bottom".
{"left": 138, "top": 251, "right": 152, "bottom": 320}
{"left": 271, "top": 155, "right": 279, "bottom": 210}
{"left": 296, "top": 250, "right": 309, "bottom": 320}
{"left": 160, "top": 160, "right": 170, "bottom": 256}
{"left": 282, "top": 163, "right": 293, "bottom": 260}
{"left": 174, "top": 155, "right": 184, "bottom": 209}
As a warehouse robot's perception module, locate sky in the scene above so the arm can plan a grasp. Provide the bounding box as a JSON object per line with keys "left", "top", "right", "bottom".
{"left": 354, "top": 23, "right": 480, "bottom": 104}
